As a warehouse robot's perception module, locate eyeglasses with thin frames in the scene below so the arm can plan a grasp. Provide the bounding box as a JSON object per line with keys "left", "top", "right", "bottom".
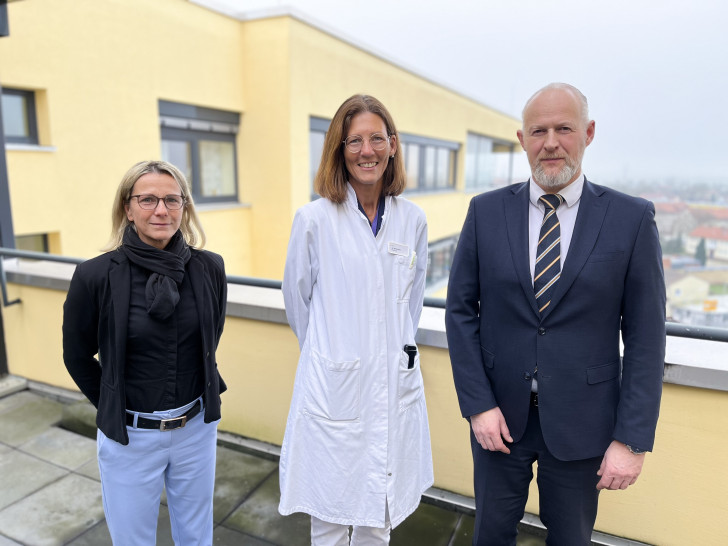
{"left": 129, "top": 194, "right": 186, "bottom": 210}
{"left": 342, "top": 133, "right": 390, "bottom": 154}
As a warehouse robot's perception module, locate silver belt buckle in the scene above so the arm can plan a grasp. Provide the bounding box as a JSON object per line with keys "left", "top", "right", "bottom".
{"left": 159, "top": 415, "right": 187, "bottom": 431}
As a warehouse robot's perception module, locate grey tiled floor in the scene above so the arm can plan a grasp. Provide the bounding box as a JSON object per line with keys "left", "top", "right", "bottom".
{"left": 0, "top": 380, "right": 546, "bottom": 546}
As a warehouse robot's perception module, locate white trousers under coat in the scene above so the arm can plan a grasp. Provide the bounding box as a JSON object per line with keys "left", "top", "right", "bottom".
{"left": 97, "top": 397, "right": 218, "bottom": 546}
{"left": 310, "top": 504, "right": 391, "bottom": 546}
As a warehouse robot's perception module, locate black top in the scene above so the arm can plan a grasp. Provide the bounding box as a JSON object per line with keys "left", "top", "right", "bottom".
{"left": 125, "top": 262, "right": 204, "bottom": 412}
{"left": 62, "top": 248, "right": 227, "bottom": 445}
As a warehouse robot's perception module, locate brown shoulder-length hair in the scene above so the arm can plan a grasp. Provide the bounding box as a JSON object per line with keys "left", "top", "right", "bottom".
{"left": 314, "top": 94, "right": 407, "bottom": 203}
{"left": 103, "top": 160, "right": 206, "bottom": 251}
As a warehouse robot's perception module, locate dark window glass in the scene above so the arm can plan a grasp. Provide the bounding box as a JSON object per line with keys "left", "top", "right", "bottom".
{"left": 1, "top": 88, "right": 38, "bottom": 145}
{"left": 159, "top": 100, "right": 239, "bottom": 204}
{"left": 16, "top": 233, "right": 48, "bottom": 252}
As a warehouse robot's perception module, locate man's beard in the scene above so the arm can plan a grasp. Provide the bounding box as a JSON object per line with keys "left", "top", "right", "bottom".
{"left": 533, "top": 156, "right": 579, "bottom": 190}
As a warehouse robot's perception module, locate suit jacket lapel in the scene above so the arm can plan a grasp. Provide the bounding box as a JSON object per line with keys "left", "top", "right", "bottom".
{"left": 504, "top": 182, "right": 540, "bottom": 317}
{"left": 542, "top": 179, "right": 609, "bottom": 320}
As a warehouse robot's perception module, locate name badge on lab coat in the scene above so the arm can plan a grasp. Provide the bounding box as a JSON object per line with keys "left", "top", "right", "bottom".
{"left": 388, "top": 242, "right": 409, "bottom": 257}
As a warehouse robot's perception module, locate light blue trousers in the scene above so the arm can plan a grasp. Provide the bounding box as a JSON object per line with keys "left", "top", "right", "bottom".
{"left": 97, "top": 397, "right": 218, "bottom": 545}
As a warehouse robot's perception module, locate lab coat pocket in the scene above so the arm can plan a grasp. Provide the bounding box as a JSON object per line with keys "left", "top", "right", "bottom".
{"left": 396, "top": 251, "right": 417, "bottom": 303}
{"left": 398, "top": 350, "right": 423, "bottom": 411}
{"left": 305, "top": 350, "right": 361, "bottom": 421}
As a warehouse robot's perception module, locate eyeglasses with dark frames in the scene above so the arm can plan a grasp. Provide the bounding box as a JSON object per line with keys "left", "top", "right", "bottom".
{"left": 342, "top": 133, "right": 390, "bottom": 154}
{"left": 129, "top": 194, "right": 186, "bottom": 210}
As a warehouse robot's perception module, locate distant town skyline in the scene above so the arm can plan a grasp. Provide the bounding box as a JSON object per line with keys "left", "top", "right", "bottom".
{"left": 197, "top": 0, "right": 727, "bottom": 185}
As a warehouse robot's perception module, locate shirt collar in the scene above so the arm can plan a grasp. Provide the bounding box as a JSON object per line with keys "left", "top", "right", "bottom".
{"left": 529, "top": 174, "right": 584, "bottom": 209}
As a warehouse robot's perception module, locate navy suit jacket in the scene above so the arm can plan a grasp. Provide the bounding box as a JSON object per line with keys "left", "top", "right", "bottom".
{"left": 445, "top": 179, "right": 666, "bottom": 461}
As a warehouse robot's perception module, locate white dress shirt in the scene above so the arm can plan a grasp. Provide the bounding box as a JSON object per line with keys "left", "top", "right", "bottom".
{"left": 528, "top": 174, "right": 585, "bottom": 283}
{"left": 528, "top": 174, "right": 584, "bottom": 392}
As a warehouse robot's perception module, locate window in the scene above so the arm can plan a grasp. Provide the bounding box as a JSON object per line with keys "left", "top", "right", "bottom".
{"left": 401, "top": 134, "right": 458, "bottom": 192}
{"left": 465, "top": 132, "right": 514, "bottom": 190}
{"left": 427, "top": 235, "right": 459, "bottom": 289}
{"left": 1, "top": 88, "right": 38, "bottom": 145}
{"left": 159, "top": 100, "right": 240, "bottom": 204}
{"left": 309, "top": 117, "right": 329, "bottom": 200}
{"left": 15, "top": 233, "right": 48, "bottom": 253}
{"left": 307, "top": 119, "right": 458, "bottom": 195}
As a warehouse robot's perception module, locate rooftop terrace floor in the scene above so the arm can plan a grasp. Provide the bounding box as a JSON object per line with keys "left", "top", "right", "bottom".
{"left": 0, "top": 377, "right": 546, "bottom": 546}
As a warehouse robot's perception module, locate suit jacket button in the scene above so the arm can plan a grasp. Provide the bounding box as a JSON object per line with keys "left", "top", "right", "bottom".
{"left": 538, "top": 327, "right": 546, "bottom": 335}
{"left": 523, "top": 372, "right": 532, "bottom": 380}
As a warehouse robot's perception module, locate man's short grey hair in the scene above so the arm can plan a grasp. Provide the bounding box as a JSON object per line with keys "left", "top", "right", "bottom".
{"left": 522, "top": 83, "right": 590, "bottom": 127}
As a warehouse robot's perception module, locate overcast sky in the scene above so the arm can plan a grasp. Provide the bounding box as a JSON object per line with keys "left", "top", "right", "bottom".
{"left": 199, "top": 0, "right": 727, "bottom": 186}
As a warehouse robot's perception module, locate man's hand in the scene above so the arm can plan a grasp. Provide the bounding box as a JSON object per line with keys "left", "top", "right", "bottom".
{"left": 470, "top": 407, "right": 513, "bottom": 454}
{"left": 596, "top": 440, "right": 645, "bottom": 490}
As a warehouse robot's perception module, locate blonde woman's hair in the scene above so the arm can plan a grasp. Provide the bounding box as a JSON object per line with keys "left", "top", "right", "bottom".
{"left": 315, "top": 94, "right": 407, "bottom": 203}
{"left": 103, "top": 160, "right": 206, "bottom": 251}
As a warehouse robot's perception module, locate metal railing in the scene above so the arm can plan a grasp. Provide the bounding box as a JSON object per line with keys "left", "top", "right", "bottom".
{"left": 2, "top": 247, "right": 728, "bottom": 343}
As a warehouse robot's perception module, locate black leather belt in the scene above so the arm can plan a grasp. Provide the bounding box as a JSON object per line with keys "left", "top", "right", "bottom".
{"left": 530, "top": 392, "right": 539, "bottom": 407}
{"left": 126, "top": 400, "right": 202, "bottom": 431}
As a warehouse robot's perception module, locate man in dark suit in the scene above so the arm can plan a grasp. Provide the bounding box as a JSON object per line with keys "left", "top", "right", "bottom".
{"left": 445, "top": 83, "right": 665, "bottom": 545}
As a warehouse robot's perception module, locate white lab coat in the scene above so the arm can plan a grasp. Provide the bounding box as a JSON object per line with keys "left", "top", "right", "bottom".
{"left": 278, "top": 184, "right": 433, "bottom": 528}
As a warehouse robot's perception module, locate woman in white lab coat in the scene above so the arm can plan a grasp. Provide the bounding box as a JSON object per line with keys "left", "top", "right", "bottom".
{"left": 279, "top": 94, "right": 433, "bottom": 545}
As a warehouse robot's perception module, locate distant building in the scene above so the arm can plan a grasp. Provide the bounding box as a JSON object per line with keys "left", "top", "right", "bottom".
{"left": 684, "top": 227, "right": 728, "bottom": 263}
{"left": 0, "top": 0, "right": 522, "bottom": 286}
{"left": 653, "top": 200, "right": 696, "bottom": 244}
{"left": 666, "top": 269, "right": 728, "bottom": 321}
{"left": 671, "top": 295, "right": 728, "bottom": 328}
{"left": 688, "top": 203, "right": 728, "bottom": 228}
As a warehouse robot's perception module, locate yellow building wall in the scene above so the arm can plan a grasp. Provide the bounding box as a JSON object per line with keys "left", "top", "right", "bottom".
{"left": 1, "top": 284, "right": 77, "bottom": 391}
{"left": 5, "top": 278, "right": 725, "bottom": 545}
{"left": 238, "top": 16, "right": 522, "bottom": 278}
{"left": 1, "top": 0, "right": 250, "bottom": 270}
{"left": 237, "top": 17, "right": 294, "bottom": 280}
{"left": 1, "top": 2, "right": 520, "bottom": 279}
{"left": 285, "top": 17, "right": 519, "bottom": 247}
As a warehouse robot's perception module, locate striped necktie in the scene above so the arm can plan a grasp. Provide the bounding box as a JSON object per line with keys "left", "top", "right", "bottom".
{"left": 534, "top": 193, "right": 564, "bottom": 314}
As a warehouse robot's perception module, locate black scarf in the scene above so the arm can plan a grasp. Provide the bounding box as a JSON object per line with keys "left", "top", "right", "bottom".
{"left": 120, "top": 225, "right": 191, "bottom": 320}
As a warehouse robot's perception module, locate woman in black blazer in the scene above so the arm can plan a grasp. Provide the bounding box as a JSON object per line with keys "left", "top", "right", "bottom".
{"left": 63, "top": 160, "right": 227, "bottom": 545}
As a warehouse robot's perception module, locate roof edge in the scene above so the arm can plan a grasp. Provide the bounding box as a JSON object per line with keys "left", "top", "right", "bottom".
{"left": 188, "top": 0, "right": 520, "bottom": 123}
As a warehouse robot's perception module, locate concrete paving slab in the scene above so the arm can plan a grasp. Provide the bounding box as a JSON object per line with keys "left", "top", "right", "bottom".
{"left": 450, "top": 514, "right": 475, "bottom": 546}
{"left": 390, "top": 502, "right": 459, "bottom": 546}
{"left": 213, "top": 524, "right": 273, "bottom": 545}
{"left": 517, "top": 534, "right": 548, "bottom": 546}
{"left": 516, "top": 521, "right": 547, "bottom": 545}
{"left": 0, "top": 443, "right": 10, "bottom": 455}
{"left": 451, "top": 514, "right": 546, "bottom": 545}
{"left": 224, "top": 472, "right": 309, "bottom": 546}
{"left": 65, "top": 509, "right": 176, "bottom": 546}
{"left": 60, "top": 401, "right": 97, "bottom": 441}
{"left": 19, "top": 427, "right": 96, "bottom": 470}
{"left": 0, "top": 396, "right": 64, "bottom": 447}
{"left": 65, "top": 508, "right": 176, "bottom": 546}
{"left": 75, "top": 458, "right": 101, "bottom": 482}
{"left": 0, "top": 376, "right": 27, "bottom": 399}
{"left": 63, "top": 520, "right": 111, "bottom": 546}
{"left": 154, "top": 504, "right": 175, "bottom": 546}
{"left": 213, "top": 445, "right": 277, "bottom": 523}
{"left": 0, "top": 473, "right": 104, "bottom": 546}
{"left": 0, "top": 390, "right": 38, "bottom": 414}
{"left": 0, "top": 449, "right": 68, "bottom": 511}
{"left": 68, "top": 504, "right": 246, "bottom": 546}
